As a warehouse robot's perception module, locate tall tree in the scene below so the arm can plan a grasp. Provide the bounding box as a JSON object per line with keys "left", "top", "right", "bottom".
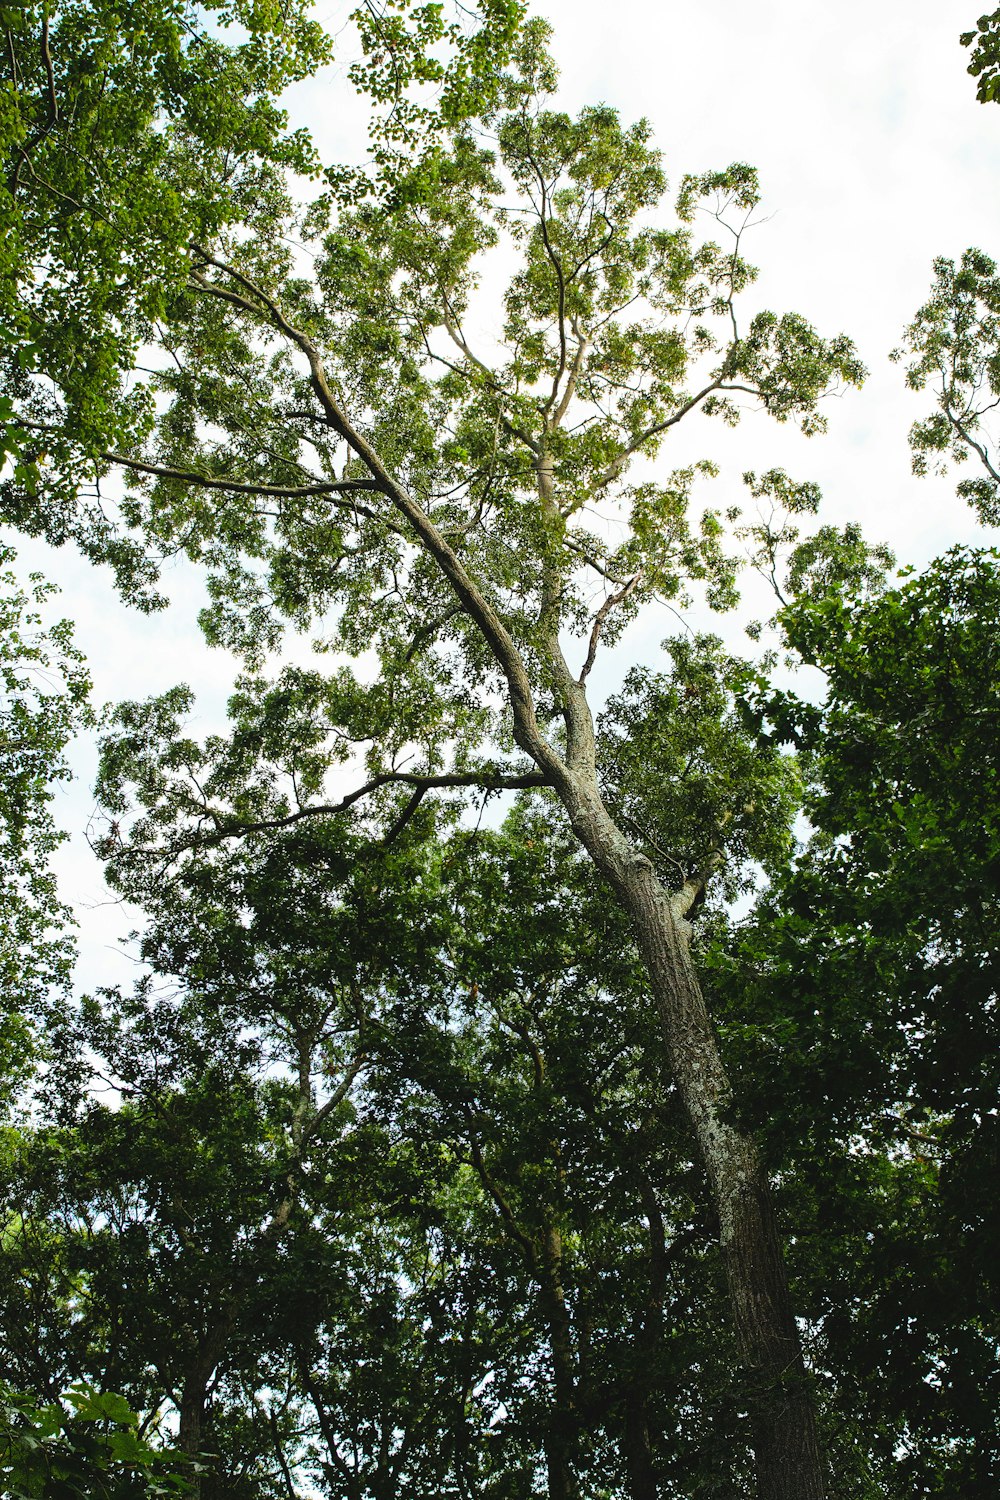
{"left": 10, "top": 12, "right": 867, "bottom": 1494}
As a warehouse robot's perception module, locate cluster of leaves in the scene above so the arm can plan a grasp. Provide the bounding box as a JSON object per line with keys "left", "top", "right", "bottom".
{"left": 897, "top": 247, "right": 1000, "bottom": 524}
{"left": 1, "top": 803, "right": 765, "bottom": 1498}
{"left": 0, "top": 0, "right": 333, "bottom": 598}
{"left": 962, "top": 8, "right": 1000, "bottom": 102}
{"left": 0, "top": 1382, "right": 190, "bottom": 1499}
{"left": 0, "top": 0, "right": 525, "bottom": 603}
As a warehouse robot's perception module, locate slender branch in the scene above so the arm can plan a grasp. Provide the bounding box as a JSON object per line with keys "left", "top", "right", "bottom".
{"left": 103, "top": 449, "right": 381, "bottom": 500}
{"left": 526, "top": 155, "right": 568, "bottom": 417}
{"left": 40, "top": 12, "right": 58, "bottom": 124}
{"left": 440, "top": 310, "right": 540, "bottom": 454}
{"left": 883, "top": 1112, "right": 945, "bottom": 1151}
{"left": 197, "top": 768, "right": 549, "bottom": 845}
{"left": 404, "top": 604, "right": 462, "bottom": 661}
{"left": 4, "top": 29, "right": 17, "bottom": 91}
{"left": 579, "top": 573, "right": 641, "bottom": 684}
{"left": 562, "top": 537, "right": 631, "bottom": 585}
{"left": 189, "top": 247, "right": 565, "bottom": 782}
{"left": 668, "top": 849, "right": 724, "bottom": 922}
{"left": 590, "top": 380, "right": 759, "bottom": 494}
{"left": 302, "top": 1050, "right": 366, "bottom": 1146}
{"left": 950, "top": 411, "right": 1000, "bottom": 485}
{"left": 461, "top": 1103, "right": 537, "bottom": 1267}
{"left": 268, "top": 1409, "right": 297, "bottom": 1500}
{"left": 493, "top": 1003, "right": 546, "bottom": 1091}
{"left": 551, "top": 324, "right": 588, "bottom": 430}
{"left": 379, "top": 786, "right": 426, "bottom": 845}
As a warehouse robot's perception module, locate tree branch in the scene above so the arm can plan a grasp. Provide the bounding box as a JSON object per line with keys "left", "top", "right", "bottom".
{"left": 189, "top": 246, "right": 570, "bottom": 786}
{"left": 195, "top": 768, "right": 549, "bottom": 846}
{"left": 579, "top": 573, "right": 641, "bottom": 684}
{"left": 302, "top": 1050, "right": 366, "bottom": 1147}
{"left": 460, "top": 1102, "right": 537, "bottom": 1268}
{"left": 103, "top": 449, "right": 382, "bottom": 500}
{"left": 439, "top": 309, "right": 540, "bottom": 454}
{"left": 950, "top": 411, "right": 1000, "bottom": 486}
{"left": 591, "top": 380, "right": 759, "bottom": 494}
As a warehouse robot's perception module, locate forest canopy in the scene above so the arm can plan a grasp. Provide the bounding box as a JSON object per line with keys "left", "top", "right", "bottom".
{"left": 1, "top": 5, "right": 999, "bottom": 1500}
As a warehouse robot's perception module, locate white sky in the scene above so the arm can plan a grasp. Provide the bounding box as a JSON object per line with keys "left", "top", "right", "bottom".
{"left": 11, "top": 0, "right": 1000, "bottom": 994}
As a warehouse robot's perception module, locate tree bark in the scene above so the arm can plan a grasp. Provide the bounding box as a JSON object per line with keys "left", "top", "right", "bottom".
{"left": 177, "top": 1366, "right": 211, "bottom": 1500}
{"left": 178, "top": 1379, "right": 205, "bottom": 1461}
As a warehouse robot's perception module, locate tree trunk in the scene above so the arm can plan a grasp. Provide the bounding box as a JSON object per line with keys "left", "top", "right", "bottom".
{"left": 178, "top": 1375, "right": 208, "bottom": 1500}
{"left": 562, "top": 783, "right": 826, "bottom": 1500}
{"left": 620, "top": 1152, "right": 666, "bottom": 1500}
{"left": 539, "top": 1222, "right": 582, "bottom": 1500}
{"left": 623, "top": 1391, "right": 658, "bottom": 1500}
{"left": 174, "top": 1318, "right": 235, "bottom": 1500}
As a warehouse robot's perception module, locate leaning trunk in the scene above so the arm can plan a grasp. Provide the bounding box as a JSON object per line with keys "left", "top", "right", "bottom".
{"left": 563, "top": 785, "right": 826, "bottom": 1500}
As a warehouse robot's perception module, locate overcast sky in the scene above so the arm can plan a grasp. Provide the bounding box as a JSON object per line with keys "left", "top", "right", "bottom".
{"left": 14, "top": 0, "right": 1000, "bottom": 993}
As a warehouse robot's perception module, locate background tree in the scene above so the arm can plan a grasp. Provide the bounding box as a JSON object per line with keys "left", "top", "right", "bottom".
{"left": 6, "top": 788, "right": 764, "bottom": 1499}
{"left": 711, "top": 543, "right": 1000, "bottom": 1497}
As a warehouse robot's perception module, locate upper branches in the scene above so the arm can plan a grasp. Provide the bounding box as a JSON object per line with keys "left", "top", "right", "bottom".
{"left": 5, "top": 17, "right": 869, "bottom": 907}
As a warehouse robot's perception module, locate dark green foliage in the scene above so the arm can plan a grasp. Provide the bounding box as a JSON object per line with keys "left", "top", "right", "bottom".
{"left": 1, "top": 790, "right": 757, "bottom": 1497}
{"left": 714, "top": 548, "right": 1000, "bottom": 1496}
